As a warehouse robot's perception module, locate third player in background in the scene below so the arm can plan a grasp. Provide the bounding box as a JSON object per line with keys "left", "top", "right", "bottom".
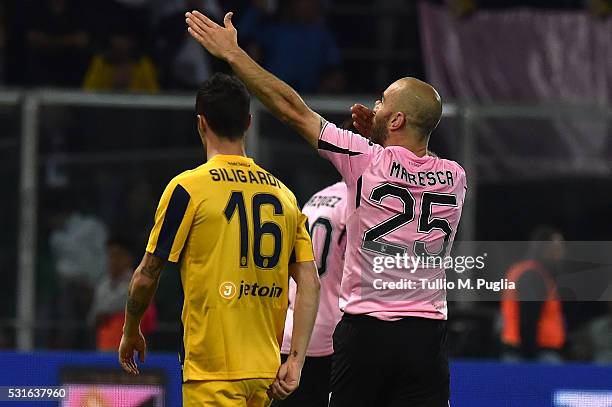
{"left": 273, "top": 181, "right": 347, "bottom": 407}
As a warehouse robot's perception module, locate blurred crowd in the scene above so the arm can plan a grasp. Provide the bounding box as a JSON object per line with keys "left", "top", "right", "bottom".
{"left": 0, "top": 0, "right": 608, "bottom": 93}
{"left": 1, "top": 0, "right": 346, "bottom": 93}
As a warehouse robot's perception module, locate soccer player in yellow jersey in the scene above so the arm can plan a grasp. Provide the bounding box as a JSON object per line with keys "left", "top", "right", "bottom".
{"left": 118, "top": 73, "right": 321, "bottom": 406}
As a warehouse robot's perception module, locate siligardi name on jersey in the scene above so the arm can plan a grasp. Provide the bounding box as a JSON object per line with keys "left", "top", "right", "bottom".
{"left": 209, "top": 168, "right": 282, "bottom": 188}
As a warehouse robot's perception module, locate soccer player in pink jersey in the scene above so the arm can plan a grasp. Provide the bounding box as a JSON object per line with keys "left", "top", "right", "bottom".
{"left": 274, "top": 181, "right": 347, "bottom": 407}
{"left": 186, "top": 10, "right": 466, "bottom": 406}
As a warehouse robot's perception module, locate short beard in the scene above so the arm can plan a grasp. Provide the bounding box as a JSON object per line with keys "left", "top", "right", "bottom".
{"left": 369, "top": 119, "right": 389, "bottom": 146}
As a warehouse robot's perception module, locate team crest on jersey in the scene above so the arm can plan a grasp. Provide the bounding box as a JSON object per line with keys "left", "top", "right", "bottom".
{"left": 219, "top": 281, "right": 238, "bottom": 299}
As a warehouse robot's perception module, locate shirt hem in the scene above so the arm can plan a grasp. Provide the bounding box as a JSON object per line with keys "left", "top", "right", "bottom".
{"left": 183, "top": 371, "right": 278, "bottom": 382}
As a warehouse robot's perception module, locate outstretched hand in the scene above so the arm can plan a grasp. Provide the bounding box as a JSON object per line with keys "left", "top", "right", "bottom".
{"left": 351, "top": 103, "right": 374, "bottom": 138}
{"left": 186, "top": 10, "right": 240, "bottom": 61}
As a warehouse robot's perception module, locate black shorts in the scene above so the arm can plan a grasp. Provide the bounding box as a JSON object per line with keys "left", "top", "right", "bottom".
{"left": 270, "top": 353, "right": 332, "bottom": 407}
{"left": 329, "top": 313, "right": 449, "bottom": 407}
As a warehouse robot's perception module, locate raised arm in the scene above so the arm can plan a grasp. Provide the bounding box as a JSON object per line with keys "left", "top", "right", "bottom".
{"left": 119, "top": 252, "right": 165, "bottom": 375}
{"left": 185, "top": 11, "right": 323, "bottom": 148}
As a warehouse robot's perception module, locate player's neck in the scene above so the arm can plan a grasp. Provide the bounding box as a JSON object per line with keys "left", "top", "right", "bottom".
{"left": 384, "top": 133, "right": 428, "bottom": 157}
{"left": 205, "top": 137, "right": 247, "bottom": 160}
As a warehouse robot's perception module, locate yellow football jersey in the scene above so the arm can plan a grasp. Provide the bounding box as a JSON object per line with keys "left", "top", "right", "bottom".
{"left": 146, "top": 154, "right": 314, "bottom": 382}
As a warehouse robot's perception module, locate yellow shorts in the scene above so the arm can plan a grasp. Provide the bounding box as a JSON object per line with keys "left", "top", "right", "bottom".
{"left": 182, "top": 378, "right": 274, "bottom": 407}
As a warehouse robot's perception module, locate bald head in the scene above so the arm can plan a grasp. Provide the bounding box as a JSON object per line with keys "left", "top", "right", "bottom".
{"left": 385, "top": 77, "right": 442, "bottom": 139}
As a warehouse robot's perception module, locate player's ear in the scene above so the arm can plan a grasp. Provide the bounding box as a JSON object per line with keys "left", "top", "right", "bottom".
{"left": 197, "top": 114, "right": 207, "bottom": 134}
{"left": 389, "top": 112, "right": 405, "bottom": 131}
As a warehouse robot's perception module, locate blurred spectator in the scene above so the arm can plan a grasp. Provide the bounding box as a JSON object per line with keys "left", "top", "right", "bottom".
{"left": 154, "top": 0, "right": 222, "bottom": 89}
{"left": 88, "top": 237, "right": 157, "bottom": 352}
{"left": 83, "top": 30, "right": 159, "bottom": 93}
{"left": 239, "top": 0, "right": 345, "bottom": 93}
{"left": 25, "top": 0, "right": 90, "bottom": 87}
{"left": 501, "top": 226, "right": 567, "bottom": 362}
{"left": 50, "top": 210, "right": 108, "bottom": 348}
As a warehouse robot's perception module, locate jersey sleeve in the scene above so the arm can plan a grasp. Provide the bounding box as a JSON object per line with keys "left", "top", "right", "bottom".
{"left": 317, "top": 121, "right": 380, "bottom": 184}
{"left": 290, "top": 210, "right": 315, "bottom": 264}
{"left": 146, "top": 179, "right": 196, "bottom": 263}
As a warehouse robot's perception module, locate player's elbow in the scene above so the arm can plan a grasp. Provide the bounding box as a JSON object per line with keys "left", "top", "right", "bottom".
{"left": 130, "top": 269, "right": 156, "bottom": 291}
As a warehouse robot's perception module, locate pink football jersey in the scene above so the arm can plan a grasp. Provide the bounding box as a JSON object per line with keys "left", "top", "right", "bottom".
{"left": 318, "top": 122, "right": 467, "bottom": 321}
{"left": 281, "top": 182, "right": 347, "bottom": 357}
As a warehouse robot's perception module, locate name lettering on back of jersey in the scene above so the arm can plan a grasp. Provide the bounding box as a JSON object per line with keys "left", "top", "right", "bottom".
{"left": 389, "top": 161, "right": 454, "bottom": 187}
{"left": 304, "top": 194, "right": 343, "bottom": 209}
{"left": 209, "top": 168, "right": 282, "bottom": 189}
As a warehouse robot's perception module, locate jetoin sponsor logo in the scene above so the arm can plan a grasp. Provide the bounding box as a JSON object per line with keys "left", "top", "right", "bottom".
{"left": 239, "top": 281, "right": 283, "bottom": 299}
{"left": 219, "top": 281, "right": 283, "bottom": 300}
